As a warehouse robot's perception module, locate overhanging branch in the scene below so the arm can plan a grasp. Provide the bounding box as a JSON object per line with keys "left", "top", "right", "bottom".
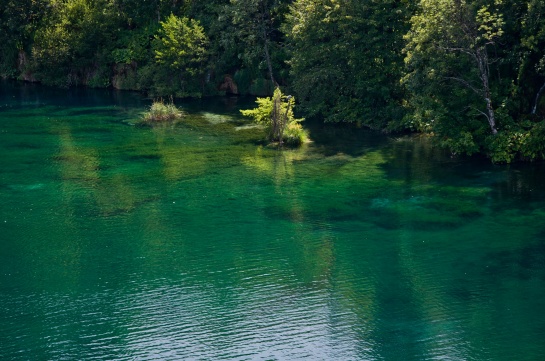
{"left": 444, "top": 76, "right": 483, "bottom": 96}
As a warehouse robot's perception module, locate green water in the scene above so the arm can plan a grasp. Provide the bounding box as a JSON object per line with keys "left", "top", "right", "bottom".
{"left": 1, "top": 81, "right": 545, "bottom": 360}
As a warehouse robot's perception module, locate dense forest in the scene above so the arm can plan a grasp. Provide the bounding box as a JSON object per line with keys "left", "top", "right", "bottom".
{"left": 1, "top": 0, "right": 545, "bottom": 162}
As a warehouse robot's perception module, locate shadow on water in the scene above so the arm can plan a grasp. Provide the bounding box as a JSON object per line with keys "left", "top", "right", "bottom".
{"left": 304, "top": 119, "right": 390, "bottom": 157}
{"left": 174, "top": 95, "right": 257, "bottom": 115}
{"left": 289, "top": 121, "right": 545, "bottom": 233}
{"left": 0, "top": 79, "right": 145, "bottom": 109}
{"left": 379, "top": 132, "right": 545, "bottom": 196}
{"left": 482, "top": 235, "right": 545, "bottom": 282}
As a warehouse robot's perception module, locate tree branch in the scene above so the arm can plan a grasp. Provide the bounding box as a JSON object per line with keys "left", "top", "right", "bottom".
{"left": 473, "top": 106, "right": 490, "bottom": 121}
{"left": 444, "top": 76, "right": 483, "bottom": 96}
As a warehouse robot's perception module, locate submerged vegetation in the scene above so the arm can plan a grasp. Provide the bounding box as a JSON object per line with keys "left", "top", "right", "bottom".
{"left": 143, "top": 99, "right": 185, "bottom": 123}
{"left": 1, "top": 0, "right": 545, "bottom": 161}
{"left": 241, "top": 88, "right": 308, "bottom": 146}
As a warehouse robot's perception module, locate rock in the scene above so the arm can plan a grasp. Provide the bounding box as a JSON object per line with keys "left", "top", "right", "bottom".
{"left": 219, "top": 75, "right": 238, "bottom": 94}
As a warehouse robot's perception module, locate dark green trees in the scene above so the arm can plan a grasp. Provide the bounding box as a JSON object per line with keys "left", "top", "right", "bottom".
{"left": 31, "top": 0, "right": 121, "bottom": 87}
{"left": 403, "top": 0, "right": 504, "bottom": 153}
{"left": 285, "top": 0, "right": 412, "bottom": 129}
{"left": 210, "top": 0, "right": 290, "bottom": 95}
{"left": 403, "top": 0, "right": 545, "bottom": 161}
{"left": 511, "top": 0, "right": 545, "bottom": 115}
{"left": 0, "top": 0, "right": 48, "bottom": 78}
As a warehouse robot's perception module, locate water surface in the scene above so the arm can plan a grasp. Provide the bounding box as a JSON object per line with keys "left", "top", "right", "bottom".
{"left": 1, "top": 81, "right": 545, "bottom": 360}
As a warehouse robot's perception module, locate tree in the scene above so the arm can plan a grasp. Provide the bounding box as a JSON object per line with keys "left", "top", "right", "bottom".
{"left": 285, "top": 0, "right": 413, "bottom": 129}
{"left": 31, "top": 0, "right": 122, "bottom": 87}
{"left": 153, "top": 14, "right": 208, "bottom": 94}
{"left": 0, "top": 0, "right": 48, "bottom": 77}
{"left": 403, "top": 0, "right": 545, "bottom": 162}
{"left": 402, "top": 0, "right": 510, "bottom": 157}
{"left": 404, "top": 0, "right": 506, "bottom": 135}
{"left": 515, "top": 0, "right": 545, "bottom": 114}
{"left": 112, "top": 0, "right": 192, "bottom": 25}
{"left": 232, "top": 0, "right": 278, "bottom": 87}
{"left": 220, "top": 0, "right": 290, "bottom": 94}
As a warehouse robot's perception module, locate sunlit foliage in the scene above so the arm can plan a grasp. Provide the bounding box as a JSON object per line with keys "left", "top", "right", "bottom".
{"left": 241, "top": 87, "right": 308, "bottom": 146}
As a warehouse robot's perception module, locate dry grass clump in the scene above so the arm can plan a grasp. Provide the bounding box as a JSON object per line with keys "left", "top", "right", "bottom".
{"left": 143, "top": 98, "right": 184, "bottom": 123}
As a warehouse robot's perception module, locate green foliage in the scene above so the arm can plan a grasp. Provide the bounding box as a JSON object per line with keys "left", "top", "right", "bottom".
{"left": 249, "top": 78, "right": 275, "bottom": 97}
{"left": 0, "top": 0, "right": 49, "bottom": 77}
{"left": 113, "top": 0, "right": 192, "bottom": 26}
{"left": 30, "top": 0, "right": 121, "bottom": 87}
{"left": 2, "top": 0, "right": 545, "bottom": 162}
{"left": 233, "top": 69, "right": 253, "bottom": 95}
{"left": 223, "top": 0, "right": 288, "bottom": 87}
{"left": 509, "top": 0, "right": 545, "bottom": 114}
{"left": 150, "top": 14, "right": 209, "bottom": 97}
{"left": 154, "top": 14, "right": 208, "bottom": 75}
{"left": 285, "top": 0, "right": 413, "bottom": 129}
{"left": 282, "top": 121, "right": 308, "bottom": 146}
{"left": 143, "top": 98, "right": 185, "bottom": 123}
{"left": 0, "top": 48, "right": 19, "bottom": 78}
{"left": 397, "top": 0, "right": 545, "bottom": 161}
{"left": 440, "top": 132, "right": 481, "bottom": 157}
{"left": 484, "top": 120, "right": 545, "bottom": 163}
{"left": 241, "top": 87, "right": 307, "bottom": 146}
{"left": 113, "top": 25, "right": 157, "bottom": 65}
{"left": 87, "top": 67, "right": 111, "bottom": 88}
{"left": 240, "top": 97, "right": 274, "bottom": 125}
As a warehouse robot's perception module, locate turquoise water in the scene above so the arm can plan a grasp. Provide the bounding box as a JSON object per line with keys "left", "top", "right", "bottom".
{"left": 1, "top": 81, "right": 545, "bottom": 360}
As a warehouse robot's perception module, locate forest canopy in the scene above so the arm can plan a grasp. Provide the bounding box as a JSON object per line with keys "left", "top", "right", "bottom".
{"left": 1, "top": 0, "right": 544, "bottom": 162}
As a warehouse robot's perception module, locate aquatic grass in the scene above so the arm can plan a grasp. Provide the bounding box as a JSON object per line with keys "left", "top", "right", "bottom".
{"left": 178, "top": 114, "right": 267, "bottom": 146}
{"left": 143, "top": 98, "right": 185, "bottom": 123}
{"left": 199, "top": 112, "right": 234, "bottom": 124}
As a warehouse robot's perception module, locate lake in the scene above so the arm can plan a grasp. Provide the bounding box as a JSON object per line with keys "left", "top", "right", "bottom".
{"left": 1, "top": 80, "right": 545, "bottom": 360}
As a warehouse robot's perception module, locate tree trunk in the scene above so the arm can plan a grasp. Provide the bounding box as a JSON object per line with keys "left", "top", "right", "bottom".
{"left": 278, "top": 96, "right": 292, "bottom": 144}
{"left": 263, "top": 26, "right": 276, "bottom": 94}
{"left": 532, "top": 80, "right": 545, "bottom": 114}
{"left": 271, "top": 90, "right": 280, "bottom": 142}
{"left": 485, "top": 96, "right": 498, "bottom": 135}
{"left": 477, "top": 48, "right": 498, "bottom": 135}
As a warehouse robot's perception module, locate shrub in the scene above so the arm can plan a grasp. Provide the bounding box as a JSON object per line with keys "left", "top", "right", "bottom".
{"left": 485, "top": 123, "right": 545, "bottom": 163}
{"left": 283, "top": 121, "right": 308, "bottom": 146}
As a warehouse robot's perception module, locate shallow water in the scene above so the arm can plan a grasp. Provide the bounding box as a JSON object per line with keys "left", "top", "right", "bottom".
{"left": 1, "top": 81, "right": 545, "bottom": 360}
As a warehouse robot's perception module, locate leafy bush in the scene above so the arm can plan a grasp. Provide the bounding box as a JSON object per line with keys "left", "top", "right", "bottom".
{"left": 283, "top": 121, "right": 308, "bottom": 146}
{"left": 485, "top": 122, "right": 545, "bottom": 163}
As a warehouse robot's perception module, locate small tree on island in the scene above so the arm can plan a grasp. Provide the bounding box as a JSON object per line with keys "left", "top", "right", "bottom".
{"left": 241, "top": 88, "right": 308, "bottom": 146}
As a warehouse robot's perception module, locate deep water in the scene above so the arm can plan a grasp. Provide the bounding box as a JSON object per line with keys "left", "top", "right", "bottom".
{"left": 1, "top": 80, "right": 545, "bottom": 360}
